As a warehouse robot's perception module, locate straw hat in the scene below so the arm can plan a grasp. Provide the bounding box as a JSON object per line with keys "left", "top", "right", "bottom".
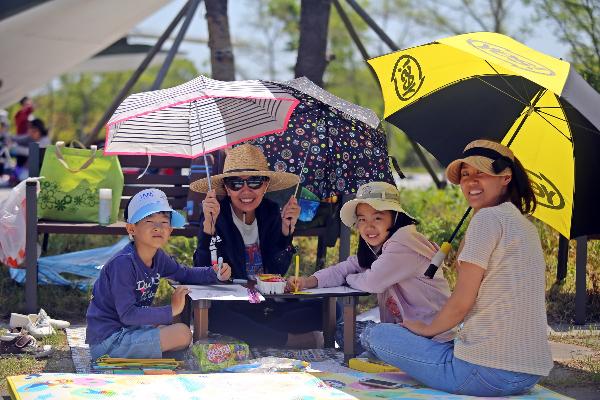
{"left": 340, "top": 182, "right": 413, "bottom": 228}
{"left": 445, "top": 139, "right": 514, "bottom": 185}
{"left": 190, "top": 144, "right": 299, "bottom": 194}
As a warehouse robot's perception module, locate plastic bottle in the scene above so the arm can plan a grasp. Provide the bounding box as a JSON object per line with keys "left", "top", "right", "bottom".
{"left": 98, "top": 188, "right": 112, "bottom": 225}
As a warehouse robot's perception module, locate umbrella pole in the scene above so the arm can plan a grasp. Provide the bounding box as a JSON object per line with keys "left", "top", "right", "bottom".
{"left": 193, "top": 100, "right": 217, "bottom": 238}
{"left": 425, "top": 90, "right": 545, "bottom": 278}
{"left": 424, "top": 207, "right": 472, "bottom": 278}
{"left": 193, "top": 101, "right": 212, "bottom": 192}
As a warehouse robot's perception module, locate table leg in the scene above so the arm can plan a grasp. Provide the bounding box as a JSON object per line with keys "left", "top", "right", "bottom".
{"left": 343, "top": 296, "right": 357, "bottom": 360}
{"left": 192, "top": 299, "right": 211, "bottom": 342}
{"left": 322, "top": 297, "right": 336, "bottom": 348}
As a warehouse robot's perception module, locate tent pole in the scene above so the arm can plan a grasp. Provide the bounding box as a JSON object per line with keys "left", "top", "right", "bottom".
{"left": 151, "top": 0, "right": 202, "bottom": 90}
{"left": 83, "top": 0, "right": 192, "bottom": 146}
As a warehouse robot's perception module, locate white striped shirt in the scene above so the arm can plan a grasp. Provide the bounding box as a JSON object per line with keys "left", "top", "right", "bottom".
{"left": 455, "top": 202, "right": 554, "bottom": 376}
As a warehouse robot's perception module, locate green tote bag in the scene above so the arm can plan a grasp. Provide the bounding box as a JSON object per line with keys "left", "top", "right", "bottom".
{"left": 38, "top": 142, "right": 123, "bottom": 223}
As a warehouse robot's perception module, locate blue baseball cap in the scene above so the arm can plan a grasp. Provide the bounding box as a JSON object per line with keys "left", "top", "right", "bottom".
{"left": 127, "top": 188, "right": 186, "bottom": 228}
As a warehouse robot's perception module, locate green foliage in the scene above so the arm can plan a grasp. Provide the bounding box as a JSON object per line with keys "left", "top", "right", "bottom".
{"left": 528, "top": 0, "right": 600, "bottom": 91}
{"left": 398, "top": 0, "right": 530, "bottom": 37}
{"left": 2, "top": 187, "right": 600, "bottom": 323}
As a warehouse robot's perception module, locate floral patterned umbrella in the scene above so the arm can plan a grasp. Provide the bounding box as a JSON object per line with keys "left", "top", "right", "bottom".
{"left": 246, "top": 81, "right": 393, "bottom": 200}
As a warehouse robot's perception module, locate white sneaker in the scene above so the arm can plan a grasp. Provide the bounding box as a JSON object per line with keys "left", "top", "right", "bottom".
{"left": 9, "top": 313, "right": 30, "bottom": 329}
{"left": 24, "top": 310, "right": 54, "bottom": 339}
{"left": 10, "top": 309, "right": 70, "bottom": 330}
{"left": 35, "top": 309, "right": 70, "bottom": 329}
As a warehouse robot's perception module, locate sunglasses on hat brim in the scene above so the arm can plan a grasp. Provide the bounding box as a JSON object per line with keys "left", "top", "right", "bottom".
{"left": 223, "top": 176, "right": 269, "bottom": 191}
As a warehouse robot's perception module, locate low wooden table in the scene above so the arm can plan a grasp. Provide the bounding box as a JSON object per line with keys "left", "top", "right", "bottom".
{"left": 185, "top": 284, "right": 369, "bottom": 360}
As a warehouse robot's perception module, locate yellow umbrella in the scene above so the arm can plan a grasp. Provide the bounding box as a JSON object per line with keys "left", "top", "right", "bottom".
{"left": 368, "top": 31, "right": 600, "bottom": 241}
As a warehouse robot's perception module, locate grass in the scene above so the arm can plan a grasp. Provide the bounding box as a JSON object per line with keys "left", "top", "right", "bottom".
{"left": 0, "top": 330, "right": 73, "bottom": 396}
{"left": 542, "top": 332, "right": 600, "bottom": 392}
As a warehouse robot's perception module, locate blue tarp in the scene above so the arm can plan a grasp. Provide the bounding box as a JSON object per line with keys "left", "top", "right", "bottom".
{"left": 10, "top": 237, "right": 130, "bottom": 290}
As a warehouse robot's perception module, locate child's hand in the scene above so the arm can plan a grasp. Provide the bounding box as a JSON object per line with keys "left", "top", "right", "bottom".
{"left": 401, "top": 319, "right": 433, "bottom": 338}
{"left": 171, "top": 285, "right": 190, "bottom": 316}
{"left": 217, "top": 262, "right": 231, "bottom": 281}
{"left": 202, "top": 190, "right": 220, "bottom": 235}
{"left": 286, "top": 275, "right": 317, "bottom": 292}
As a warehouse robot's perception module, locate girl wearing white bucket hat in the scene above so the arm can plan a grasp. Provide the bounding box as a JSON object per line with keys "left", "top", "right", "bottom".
{"left": 287, "top": 181, "right": 453, "bottom": 348}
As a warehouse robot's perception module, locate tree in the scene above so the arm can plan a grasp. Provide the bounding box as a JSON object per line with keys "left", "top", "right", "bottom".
{"left": 399, "top": 0, "right": 529, "bottom": 37}
{"left": 529, "top": 0, "right": 600, "bottom": 91}
{"left": 295, "top": 0, "right": 333, "bottom": 86}
{"left": 205, "top": 0, "right": 236, "bottom": 80}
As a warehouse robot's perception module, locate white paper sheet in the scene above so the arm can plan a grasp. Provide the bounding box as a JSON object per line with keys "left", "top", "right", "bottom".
{"left": 296, "top": 286, "right": 367, "bottom": 295}
{"left": 175, "top": 284, "right": 266, "bottom": 302}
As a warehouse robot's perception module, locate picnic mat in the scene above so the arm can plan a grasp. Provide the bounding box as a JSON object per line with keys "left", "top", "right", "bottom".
{"left": 311, "top": 371, "right": 571, "bottom": 399}
{"left": 6, "top": 371, "right": 571, "bottom": 400}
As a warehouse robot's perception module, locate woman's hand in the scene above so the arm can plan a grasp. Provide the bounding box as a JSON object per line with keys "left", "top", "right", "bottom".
{"left": 401, "top": 320, "right": 434, "bottom": 338}
{"left": 281, "top": 196, "right": 301, "bottom": 236}
{"left": 202, "top": 190, "right": 220, "bottom": 235}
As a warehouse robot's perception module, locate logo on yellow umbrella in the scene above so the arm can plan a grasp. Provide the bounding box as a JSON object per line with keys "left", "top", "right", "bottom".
{"left": 527, "top": 170, "right": 565, "bottom": 209}
{"left": 391, "top": 55, "right": 425, "bottom": 101}
{"left": 467, "top": 39, "right": 556, "bottom": 76}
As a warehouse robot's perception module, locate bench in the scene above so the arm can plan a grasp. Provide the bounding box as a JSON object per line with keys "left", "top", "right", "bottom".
{"left": 23, "top": 142, "right": 351, "bottom": 313}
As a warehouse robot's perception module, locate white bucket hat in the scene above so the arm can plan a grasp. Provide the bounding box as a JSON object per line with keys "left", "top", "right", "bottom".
{"left": 127, "top": 188, "right": 186, "bottom": 228}
{"left": 340, "top": 182, "right": 413, "bottom": 228}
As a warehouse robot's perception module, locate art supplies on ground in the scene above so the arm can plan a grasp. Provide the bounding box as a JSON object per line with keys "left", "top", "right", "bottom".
{"left": 189, "top": 335, "right": 250, "bottom": 372}
{"left": 222, "top": 357, "right": 309, "bottom": 373}
{"left": 91, "top": 355, "right": 180, "bottom": 375}
{"left": 349, "top": 357, "right": 400, "bottom": 373}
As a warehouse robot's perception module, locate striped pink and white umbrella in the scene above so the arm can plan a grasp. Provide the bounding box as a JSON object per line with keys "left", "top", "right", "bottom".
{"left": 104, "top": 75, "right": 299, "bottom": 159}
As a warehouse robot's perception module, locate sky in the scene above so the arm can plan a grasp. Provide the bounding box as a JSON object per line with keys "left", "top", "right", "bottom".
{"left": 134, "top": 0, "right": 571, "bottom": 81}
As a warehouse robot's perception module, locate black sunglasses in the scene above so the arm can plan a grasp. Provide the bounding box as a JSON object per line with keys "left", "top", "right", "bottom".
{"left": 223, "top": 176, "right": 269, "bottom": 191}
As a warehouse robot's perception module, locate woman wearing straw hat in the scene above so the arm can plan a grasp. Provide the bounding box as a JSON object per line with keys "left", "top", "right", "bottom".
{"left": 191, "top": 143, "right": 324, "bottom": 348}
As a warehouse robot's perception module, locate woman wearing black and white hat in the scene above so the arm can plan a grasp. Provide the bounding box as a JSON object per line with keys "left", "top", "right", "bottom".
{"left": 191, "top": 143, "right": 324, "bottom": 348}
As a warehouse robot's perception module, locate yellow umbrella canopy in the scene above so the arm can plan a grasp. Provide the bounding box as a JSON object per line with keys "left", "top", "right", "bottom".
{"left": 368, "top": 31, "right": 600, "bottom": 239}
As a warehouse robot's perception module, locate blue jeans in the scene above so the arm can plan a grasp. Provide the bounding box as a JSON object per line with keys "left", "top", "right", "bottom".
{"left": 90, "top": 325, "right": 162, "bottom": 361}
{"left": 361, "top": 323, "right": 540, "bottom": 397}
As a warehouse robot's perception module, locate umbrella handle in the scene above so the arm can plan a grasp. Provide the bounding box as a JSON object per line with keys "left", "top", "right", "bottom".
{"left": 424, "top": 207, "right": 471, "bottom": 278}
{"left": 424, "top": 242, "right": 451, "bottom": 279}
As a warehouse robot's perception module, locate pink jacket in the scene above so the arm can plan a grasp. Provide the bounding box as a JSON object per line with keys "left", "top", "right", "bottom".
{"left": 313, "top": 225, "right": 454, "bottom": 342}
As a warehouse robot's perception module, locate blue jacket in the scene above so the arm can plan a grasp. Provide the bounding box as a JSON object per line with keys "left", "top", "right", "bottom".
{"left": 86, "top": 242, "right": 217, "bottom": 345}
{"left": 193, "top": 197, "right": 294, "bottom": 279}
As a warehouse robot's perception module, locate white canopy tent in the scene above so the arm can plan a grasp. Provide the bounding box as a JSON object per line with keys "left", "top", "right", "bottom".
{"left": 70, "top": 38, "right": 169, "bottom": 74}
{"left": 0, "top": 0, "right": 171, "bottom": 108}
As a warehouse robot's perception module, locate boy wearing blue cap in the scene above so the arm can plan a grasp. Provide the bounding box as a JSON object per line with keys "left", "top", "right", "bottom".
{"left": 86, "top": 189, "right": 231, "bottom": 360}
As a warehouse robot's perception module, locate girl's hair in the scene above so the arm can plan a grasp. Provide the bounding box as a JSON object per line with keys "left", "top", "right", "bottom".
{"left": 501, "top": 155, "right": 537, "bottom": 215}
{"left": 356, "top": 211, "right": 418, "bottom": 269}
